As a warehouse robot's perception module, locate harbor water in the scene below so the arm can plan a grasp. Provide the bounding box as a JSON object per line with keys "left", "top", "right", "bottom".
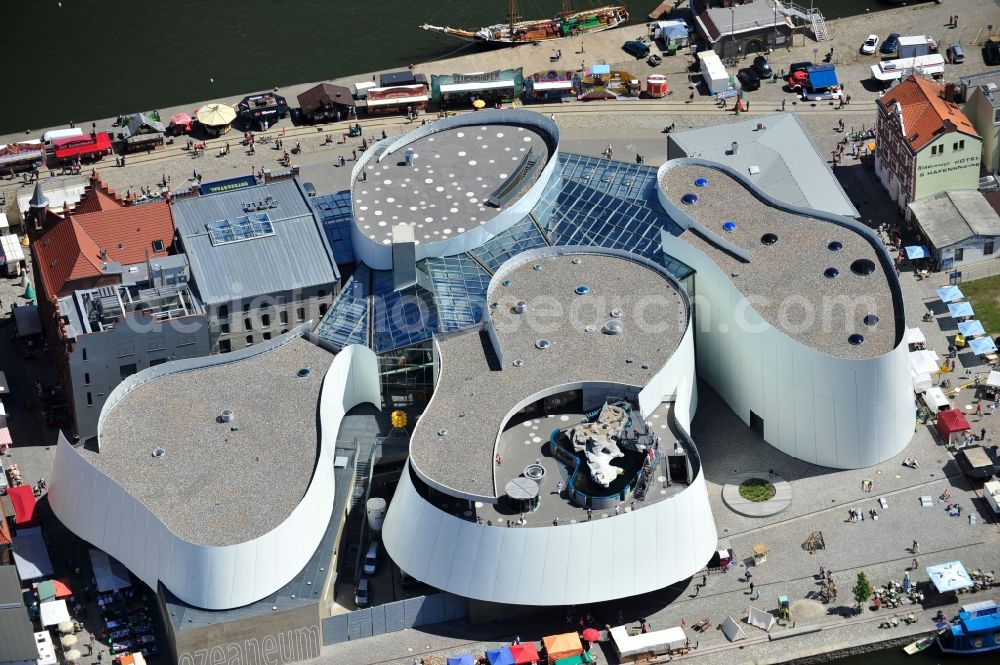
{"left": 2, "top": 0, "right": 929, "bottom": 135}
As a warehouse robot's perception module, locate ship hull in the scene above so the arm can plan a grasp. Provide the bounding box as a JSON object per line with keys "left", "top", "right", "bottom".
{"left": 422, "top": 6, "right": 629, "bottom": 45}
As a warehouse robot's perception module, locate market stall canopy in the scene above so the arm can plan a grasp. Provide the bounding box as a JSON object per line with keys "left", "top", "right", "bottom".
{"left": 906, "top": 327, "right": 927, "bottom": 345}
{"left": 13, "top": 304, "right": 41, "bottom": 337}
{"left": 905, "top": 245, "right": 931, "bottom": 260}
{"left": 446, "top": 655, "right": 474, "bottom": 665}
{"left": 170, "top": 113, "right": 191, "bottom": 126}
{"left": 12, "top": 526, "right": 54, "bottom": 580}
{"left": 937, "top": 285, "right": 964, "bottom": 302}
{"left": 472, "top": 99, "right": 487, "bottom": 109}
{"left": 37, "top": 579, "right": 73, "bottom": 602}
{"left": 948, "top": 301, "right": 974, "bottom": 319}
{"left": 610, "top": 625, "right": 686, "bottom": 658}
{"left": 936, "top": 409, "right": 971, "bottom": 439}
{"left": 509, "top": 643, "right": 540, "bottom": 664}
{"left": 543, "top": 633, "right": 583, "bottom": 662}
{"left": 195, "top": 103, "right": 236, "bottom": 127}
{"left": 297, "top": 83, "right": 356, "bottom": 114}
{"left": 987, "top": 370, "right": 1000, "bottom": 388}
{"left": 39, "top": 599, "right": 71, "bottom": 627}
{"left": 486, "top": 647, "right": 516, "bottom": 665}
{"left": 580, "top": 627, "right": 601, "bottom": 642}
{"left": 590, "top": 64, "right": 611, "bottom": 75}
{"left": 957, "top": 320, "right": 986, "bottom": 338}
{"left": 8, "top": 484, "right": 39, "bottom": 527}
{"left": 969, "top": 337, "right": 998, "bottom": 355}
{"left": 64, "top": 649, "right": 82, "bottom": 663}
{"left": 927, "top": 561, "right": 973, "bottom": 593}
{"left": 752, "top": 544, "right": 769, "bottom": 556}
{"left": 60, "top": 634, "right": 78, "bottom": 648}
{"left": 909, "top": 349, "right": 940, "bottom": 375}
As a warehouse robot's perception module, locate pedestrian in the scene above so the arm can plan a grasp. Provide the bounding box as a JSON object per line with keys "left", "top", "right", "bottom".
{"left": 781, "top": 99, "right": 786, "bottom": 111}
{"left": 912, "top": 558, "right": 918, "bottom": 570}
{"left": 587, "top": 508, "right": 592, "bottom": 521}
{"left": 614, "top": 503, "right": 620, "bottom": 515}
{"left": 846, "top": 93, "right": 852, "bottom": 105}
{"left": 912, "top": 540, "right": 919, "bottom": 554}
{"left": 514, "top": 635, "right": 521, "bottom": 645}
{"left": 749, "top": 581, "right": 754, "bottom": 594}
{"left": 361, "top": 171, "right": 367, "bottom": 182}
{"left": 688, "top": 90, "right": 695, "bottom": 102}
{"left": 951, "top": 359, "right": 956, "bottom": 370}
{"left": 746, "top": 100, "right": 750, "bottom": 111}
{"left": 977, "top": 402, "right": 983, "bottom": 416}
{"left": 954, "top": 15, "right": 958, "bottom": 28}
{"left": 352, "top": 149, "right": 357, "bottom": 160}
{"left": 948, "top": 15, "right": 953, "bottom": 26}
{"left": 556, "top": 481, "right": 563, "bottom": 494}
{"left": 88, "top": 635, "right": 95, "bottom": 656}
{"left": 838, "top": 118, "right": 845, "bottom": 132}
{"left": 702, "top": 574, "right": 707, "bottom": 587}
{"left": 746, "top": 569, "right": 753, "bottom": 582}
{"left": 981, "top": 427, "right": 987, "bottom": 441}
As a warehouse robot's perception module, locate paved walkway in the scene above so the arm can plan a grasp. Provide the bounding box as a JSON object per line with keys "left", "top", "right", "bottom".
{"left": 721, "top": 474, "right": 792, "bottom": 518}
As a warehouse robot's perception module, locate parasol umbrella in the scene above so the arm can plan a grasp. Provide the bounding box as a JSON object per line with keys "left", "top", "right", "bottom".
{"left": 581, "top": 627, "right": 601, "bottom": 642}
{"left": 64, "top": 649, "right": 82, "bottom": 663}
{"left": 61, "top": 634, "right": 78, "bottom": 648}
{"left": 196, "top": 103, "right": 236, "bottom": 127}
{"left": 170, "top": 112, "right": 191, "bottom": 126}
{"left": 472, "top": 99, "right": 486, "bottom": 109}
{"left": 57, "top": 621, "right": 74, "bottom": 634}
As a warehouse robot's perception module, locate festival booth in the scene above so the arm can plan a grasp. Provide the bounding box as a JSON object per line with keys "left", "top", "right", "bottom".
{"left": 447, "top": 655, "right": 474, "bottom": 665}
{"left": 927, "top": 561, "right": 974, "bottom": 594}
{"left": 194, "top": 103, "right": 237, "bottom": 136}
{"left": 365, "top": 85, "right": 430, "bottom": 115}
{"left": 938, "top": 286, "right": 964, "bottom": 303}
{"left": 52, "top": 132, "right": 113, "bottom": 163}
{"left": 237, "top": 92, "right": 289, "bottom": 130}
{"left": 610, "top": 625, "right": 687, "bottom": 660}
{"left": 39, "top": 599, "right": 71, "bottom": 627}
{"left": 37, "top": 579, "right": 73, "bottom": 602}
{"left": 486, "top": 647, "right": 517, "bottom": 665}
{"left": 525, "top": 71, "right": 579, "bottom": 102}
{"left": 120, "top": 113, "right": 165, "bottom": 153}
{"left": 432, "top": 69, "right": 524, "bottom": 108}
{"left": 510, "top": 643, "right": 541, "bottom": 664}
{"left": 577, "top": 64, "right": 640, "bottom": 100}
{"left": 936, "top": 409, "right": 971, "bottom": 445}
{"left": 948, "top": 301, "right": 975, "bottom": 321}
{"left": 909, "top": 349, "right": 940, "bottom": 392}
{"left": 646, "top": 74, "right": 669, "bottom": 98}
{"left": 1, "top": 232, "right": 26, "bottom": 277}
{"left": 542, "top": 633, "right": 584, "bottom": 663}
{"left": 12, "top": 527, "right": 54, "bottom": 580}
{"left": 0, "top": 141, "right": 45, "bottom": 174}
{"left": 297, "top": 83, "right": 357, "bottom": 123}
{"left": 169, "top": 113, "right": 192, "bottom": 135}
{"left": 8, "top": 484, "right": 39, "bottom": 528}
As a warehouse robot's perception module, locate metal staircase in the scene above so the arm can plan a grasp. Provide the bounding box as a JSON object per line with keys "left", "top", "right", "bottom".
{"left": 775, "top": 1, "right": 828, "bottom": 42}
{"left": 341, "top": 441, "right": 378, "bottom": 583}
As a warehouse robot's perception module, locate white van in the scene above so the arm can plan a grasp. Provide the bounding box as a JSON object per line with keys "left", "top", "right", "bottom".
{"left": 363, "top": 541, "right": 379, "bottom": 575}
{"left": 355, "top": 578, "right": 370, "bottom": 607}
{"left": 42, "top": 128, "right": 84, "bottom": 148}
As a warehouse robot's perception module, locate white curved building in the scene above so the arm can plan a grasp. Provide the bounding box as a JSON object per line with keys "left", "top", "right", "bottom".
{"left": 49, "top": 327, "right": 380, "bottom": 610}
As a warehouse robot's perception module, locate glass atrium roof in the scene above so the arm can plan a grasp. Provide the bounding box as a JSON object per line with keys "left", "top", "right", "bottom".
{"left": 311, "top": 191, "right": 355, "bottom": 266}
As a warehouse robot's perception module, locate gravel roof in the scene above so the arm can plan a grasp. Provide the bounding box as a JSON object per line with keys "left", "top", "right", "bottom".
{"left": 409, "top": 251, "right": 688, "bottom": 499}
{"left": 659, "top": 164, "right": 899, "bottom": 359}
{"left": 87, "top": 336, "right": 335, "bottom": 547}
{"left": 353, "top": 124, "right": 550, "bottom": 246}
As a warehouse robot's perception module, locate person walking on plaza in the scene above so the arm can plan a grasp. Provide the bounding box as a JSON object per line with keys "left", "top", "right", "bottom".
{"left": 912, "top": 540, "right": 919, "bottom": 554}
{"left": 981, "top": 427, "right": 987, "bottom": 441}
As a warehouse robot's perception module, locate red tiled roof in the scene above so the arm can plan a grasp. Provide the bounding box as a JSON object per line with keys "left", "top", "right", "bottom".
{"left": 73, "top": 187, "right": 121, "bottom": 215}
{"left": 70, "top": 200, "right": 174, "bottom": 267}
{"left": 33, "top": 218, "right": 106, "bottom": 297}
{"left": 877, "top": 76, "right": 980, "bottom": 152}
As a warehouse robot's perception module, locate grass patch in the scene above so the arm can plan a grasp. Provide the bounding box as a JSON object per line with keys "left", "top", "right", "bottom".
{"left": 960, "top": 275, "right": 1000, "bottom": 335}
{"left": 738, "top": 478, "right": 776, "bottom": 502}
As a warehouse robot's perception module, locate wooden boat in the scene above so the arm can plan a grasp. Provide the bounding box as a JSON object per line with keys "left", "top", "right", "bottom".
{"left": 936, "top": 600, "right": 1000, "bottom": 655}
{"left": 902, "top": 635, "right": 934, "bottom": 655}
{"left": 421, "top": 1, "right": 629, "bottom": 45}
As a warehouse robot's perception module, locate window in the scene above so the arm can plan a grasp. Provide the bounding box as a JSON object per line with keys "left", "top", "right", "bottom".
{"left": 263, "top": 332, "right": 272, "bottom": 340}
{"left": 279, "top": 310, "right": 288, "bottom": 325}
{"left": 955, "top": 248, "right": 965, "bottom": 262}
{"left": 152, "top": 239, "right": 165, "bottom": 252}
{"left": 320, "top": 303, "right": 329, "bottom": 316}
{"left": 261, "top": 313, "right": 271, "bottom": 328}
{"left": 82, "top": 348, "right": 87, "bottom": 361}
{"left": 178, "top": 335, "right": 197, "bottom": 347}
{"left": 297, "top": 307, "right": 306, "bottom": 321}
{"left": 277, "top": 295, "right": 286, "bottom": 305}
{"left": 117, "top": 342, "right": 135, "bottom": 358}
{"left": 242, "top": 303, "right": 251, "bottom": 314}
{"left": 219, "top": 339, "right": 232, "bottom": 353}
{"left": 149, "top": 358, "right": 166, "bottom": 367}
{"left": 119, "top": 363, "right": 138, "bottom": 380}
{"left": 959, "top": 140, "right": 965, "bottom": 150}
{"left": 218, "top": 304, "right": 228, "bottom": 318}
{"left": 985, "top": 240, "right": 995, "bottom": 256}
{"left": 244, "top": 317, "right": 252, "bottom": 331}
{"left": 994, "top": 108, "right": 1000, "bottom": 123}
{"left": 86, "top": 392, "right": 93, "bottom": 406}
{"left": 84, "top": 372, "right": 91, "bottom": 386}
{"left": 146, "top": 334, "right": 166, "bottom": 352}
{"left": 245, "top": 335, "right": 254, "bottom": 346}
{"left": 220, "top": 322, "right": 230, "bottom": 334}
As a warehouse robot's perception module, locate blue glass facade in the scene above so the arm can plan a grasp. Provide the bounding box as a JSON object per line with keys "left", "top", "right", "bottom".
{"left": 311, "top": 191, "right": 356, "bottom": 266}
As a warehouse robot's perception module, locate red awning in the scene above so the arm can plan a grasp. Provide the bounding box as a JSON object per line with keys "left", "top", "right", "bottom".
{"left": 52, "top": 132, "right": 112, "bottom": 161}
{"left": 53, "top": 579, "right": 73, "bottom": 598}
{"left": 8, "top": 484, "right": 39, "bottom": 528}
{"left": 510, "top": 643, "right": 541, "bottom": 664}
{"left": 936, "top": 408, "right": 971, "bottom": 439}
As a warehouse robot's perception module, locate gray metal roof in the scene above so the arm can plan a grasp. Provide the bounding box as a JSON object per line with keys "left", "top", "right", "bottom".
{"left": 959, "top": 71, "right": 1000, "bottom": 107}
{"left": 909, "top": 190, "right": 1000, "bottom": 249}
{"left": 171, "top": 179, "right": 338, "bottom": 305}
{"left": 0, "top": 566, "right": 39, "bottom": 664}
{"left": 668, "top": 113, "right": 860, "bottom": 219}
{"left": 122, "top": 112, "right": 165, "bottom": 138}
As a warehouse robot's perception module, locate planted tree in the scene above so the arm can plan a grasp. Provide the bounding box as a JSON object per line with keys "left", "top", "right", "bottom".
{"left": 853, "top": 572, "right": 872, "bottom": 612}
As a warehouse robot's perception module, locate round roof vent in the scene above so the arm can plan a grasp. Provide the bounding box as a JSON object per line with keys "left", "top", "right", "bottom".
{"left": 584, "top": 324, "right": 597, "bottom": 333}
{"left": 572, "top": 258, "right": 582, "bottom": 265}
{"left": 535, "top": 338, "right": 551, "bottom": 349}
{"left": 828, "top": 241, "right": 843, "bottom": 251}
{"left": 848, "top": 334, "right": 865, "bottom": 346}
{"left": 575, "top": 285, "right": 590, "bottom": 295}
{"left": 514, "top": 300, "right": 528, "bottom": 314}
{"left": 502, "top": 279, "right": 512, "bottom": 287}
{"left": 533, "top": 263, "right": 542, "bottom": 271}
{"left": 681, "top": 193, "right": 698, "bottom": 205}
{"left": 219, "top": 409, "right": 235, "bottom": 423}
{"left": 695, "top": 177, "right": 709, "bottom": 187}
{"left": 761, "top": 233, "right": 778, "bottom": 246}
{"left": 863, "top": 314, "right": 879, "bottom": 326}
{"left": 297, "top": 367, "right": 311, "bottom": 378}
{"left": 851, "top": 259, "right": 877, "bottom": 276}
{"left": 610, "top": 307, "right": 624, "bottom": 318}
{"left": 152, "top": 447, "right": 166, "bottom": 458}
{"left": 625, "top": 356, "right": 635, "bottom": 364}
{"left": 512, "top": 358, "right": 525, "bottom": 367}
{"left": 524, "top": 464, "right": 546, "bottom": 482}
{"left": 604, "top": 319, "right": 624, "bottom": 335}
{"left": 490, "top": 302, "right": 499, "bottom": 310}
{"left": 438, "top": 428, "right": 448, "bottom": 436}
{"left": 824, "top": 267, "right": 839, "bottom": 279}
{"left": 723, "top": 221, "right": 737, "bottom": 233}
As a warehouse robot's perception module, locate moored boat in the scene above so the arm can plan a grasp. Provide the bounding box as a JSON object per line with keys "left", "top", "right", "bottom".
{"left": 936, "top": 600, "right": 1000, "bottom": 655}
{"left": 902, "top": 634, "right": 934, "bottom": 655}
{"left": 421, "top": 1, "right": 629, "bottom": 45}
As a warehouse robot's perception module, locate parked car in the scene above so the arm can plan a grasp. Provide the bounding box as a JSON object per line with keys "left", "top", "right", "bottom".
{"left": 985, "top": 42, "right": 1000, "bottom": 66}
{"left": 788, "top": 61, "right": 813, "bottom": 77}
{"left": 647, "top": 54, "right": 662, "bottom": 67}
{"left": 861, "top": 34, "right": 880, "bottom": 55}
{"left": 801, "top": 86, "right": 842, "bottom": 101}
{"left": 355, "top": 578, "right": 370, "bottom": 608}
{"left": 880, "top": 32, "right": 900, "bottom": 54}
{"left": 363, "top": 541, "right": 379, "bottom": 575}
{"left": 623, "top": 40, "right": 651, "bottom": 59}
{"left": 752, "top": 55, "right": 773, "bottom": 79}
{"left": 302, "top": 181, "right": 317, "bottom": 197}
{"left": 946, "top": 43, "right": 966, "bottom": 64}
{"left": 737, "top": 68, "right": 761, "bottom": 91}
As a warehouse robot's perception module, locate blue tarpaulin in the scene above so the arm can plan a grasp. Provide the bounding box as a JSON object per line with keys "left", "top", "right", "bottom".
{"left": 937, "top": 285, "right": 964, "bottom": 302}
{"left": 905, "top": 245, "right": 932, "bottom": 260}
{"left": 447, "top": 656, "right": 475, "bottom": 665}
{"left": 948, "top": 302, "right": 975, "bottom": 319}
{"left": 958, "top": 320, "right": 986, "bottom": 337}
{"left": 590, "top": 64, "right": 611, "bottom": 75}
{"left": 486, "top": 647, "right": 516, "bottom": 665}
{"left": 969, "top": 337, "right": 998, "bottom": 355}
{"left": 808, "top": 64, "right": 839, "bottom": 89}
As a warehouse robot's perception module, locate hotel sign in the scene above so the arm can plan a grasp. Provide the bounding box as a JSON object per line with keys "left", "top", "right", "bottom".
{"left": 917, "top": 156, "right": 978, "bottom": 178}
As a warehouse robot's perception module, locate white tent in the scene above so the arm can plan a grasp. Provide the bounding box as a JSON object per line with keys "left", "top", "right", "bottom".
{"left": 747, "top": 606, "right": 776, "bottom": 632}
{"left": 12, "top": 526, "right": 54, "bottom": 580}
{"left": 987, "top": 371, "right": 1000, "bottom": 388}
{"left": 721, "top": 616, "right": 746, "bottom": 642}
{"left": 906, "top": 327, "right": 927, "bottom": 345}
{"left": 926, "top": 561, "right": 973, "bottom": 593}
{"left": 39, "top": 599, "right": 71, "bottom": 627}
{"left": 610, "top": 625, "right": 687, "bottom": 658}
{"left": 89, "top": 548, "right": 132, "bottom": 592}
{"left": 909, "top": 350, "right": 940, "bottom": 375}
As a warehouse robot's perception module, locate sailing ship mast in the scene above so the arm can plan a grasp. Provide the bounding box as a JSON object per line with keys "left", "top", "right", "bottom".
{"left": 509, "top": 0, "right": 517, "bottom": 38}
